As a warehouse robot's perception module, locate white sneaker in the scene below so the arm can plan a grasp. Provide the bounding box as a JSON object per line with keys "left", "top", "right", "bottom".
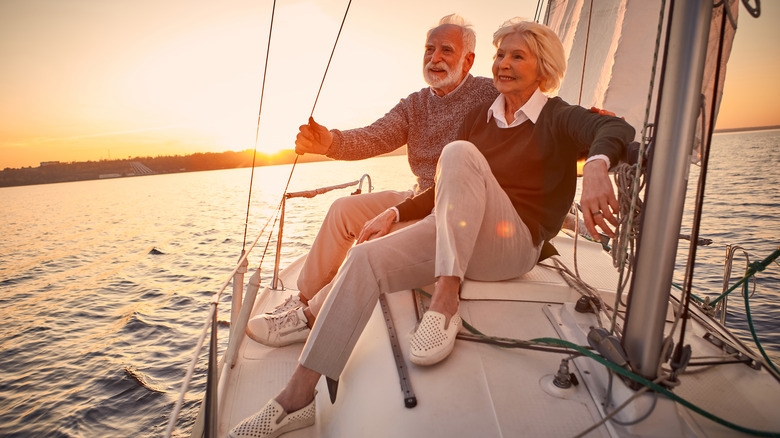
{"left": 228, "top": 392, "right": 317, "bottom": 438}
{"left": 247, "top": 307, "right": 310, "bottom": 347}
{"left": 267, "top": 294, "right": 302, "bottom": 315}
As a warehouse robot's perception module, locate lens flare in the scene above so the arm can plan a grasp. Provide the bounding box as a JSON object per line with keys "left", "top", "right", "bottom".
{"left": 495, "top": 220, "right": 515, "bottom": 238}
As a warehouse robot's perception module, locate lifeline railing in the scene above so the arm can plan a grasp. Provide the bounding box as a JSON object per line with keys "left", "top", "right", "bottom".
{"left": 164, "top": 174, "right": 372, "bottom": 438}
{"left": 272, "top": 174, "right": 372, "bottom": 290}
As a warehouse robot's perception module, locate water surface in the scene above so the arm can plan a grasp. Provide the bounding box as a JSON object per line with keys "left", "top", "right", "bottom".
{"left": 0, "top": 131, "right": 778, "bottom": 436}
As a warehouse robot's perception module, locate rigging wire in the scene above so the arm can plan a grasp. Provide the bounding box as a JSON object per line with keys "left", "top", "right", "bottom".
{"left": 167, "top": 3, "right": 355, "bottom": 435}
{"left": 672, "top": 0, "right": 731, "bottom": 378}
{"left": 535, "top": 337, "right": 780, "bottom": 437}
{"left": 241, "top": 0, "right": 354, "bottom": 274}
{"left": 163, "top": 207, "right": 280, "bottom": 438}
{"left": 309, "top": 0, "right": 352, "bottom": 121}
{"left": 242, "top": 0, "right": 278, "bottom": 252}
{"left": 610, "top": 0, "right": 666, "bottom": 335}
{"left": 577, "top": 0, "right": 595, "bottom": 106}
{"left": 574, "top": 376, "right": 659, "bottom": 437}
{"left": 533, "top": 0, "right": 545, "bottom": 23}
{"left": 266, "top": 0, "right": 353, "bottom": 238}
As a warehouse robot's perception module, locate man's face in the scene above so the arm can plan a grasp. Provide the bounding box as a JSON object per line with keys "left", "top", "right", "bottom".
{"left": 423, "top": 25, "right": 472, "bottom": 96}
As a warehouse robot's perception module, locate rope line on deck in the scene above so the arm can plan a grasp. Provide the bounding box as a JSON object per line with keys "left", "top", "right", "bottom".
{"left": 533, "top": 337, "right": 780, "bottom": 437}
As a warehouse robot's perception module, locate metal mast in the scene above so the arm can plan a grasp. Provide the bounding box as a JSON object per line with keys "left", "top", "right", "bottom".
{"left": 622, "top": 0, "right": 712, "bottom": 379}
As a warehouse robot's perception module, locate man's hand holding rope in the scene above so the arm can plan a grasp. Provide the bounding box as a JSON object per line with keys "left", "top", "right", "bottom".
{"left": 295, "top": 117, "right": 333, "bottom": 155}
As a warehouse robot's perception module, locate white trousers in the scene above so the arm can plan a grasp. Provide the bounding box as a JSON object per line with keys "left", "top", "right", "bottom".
{"left": 297, "top": 188, "right": 415, "bottom": 315}
{"left": 300, "top": 141, "right": 541, "bottom": 379}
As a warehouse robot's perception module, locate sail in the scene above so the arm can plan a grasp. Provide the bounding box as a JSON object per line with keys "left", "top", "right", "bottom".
{"left": 546, "top": 0, "right": 738, "bottom": 153}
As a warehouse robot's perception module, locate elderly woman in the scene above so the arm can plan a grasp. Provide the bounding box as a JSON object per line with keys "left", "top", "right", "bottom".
{"left": 229, "top": 18, "right": 634, "bottom": 438}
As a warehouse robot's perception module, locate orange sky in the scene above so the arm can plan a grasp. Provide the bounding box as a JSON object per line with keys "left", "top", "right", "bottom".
{"left": 1, "top": 0, "right": 778, "bottom": 169}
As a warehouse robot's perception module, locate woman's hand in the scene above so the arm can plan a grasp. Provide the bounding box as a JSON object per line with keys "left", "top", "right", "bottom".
{"left": 580, "top": 159, "right": 619, "bottom": 239}
{"left": 295, "top": 117, "right": 333, "bottom": 155}
{"left": 356, "top": 209, "right": 397, "bottom": 244}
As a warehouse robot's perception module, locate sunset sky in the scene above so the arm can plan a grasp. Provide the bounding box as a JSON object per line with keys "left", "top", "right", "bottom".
{"left": 1, "top": 0, "right": 778, "bottom": 169}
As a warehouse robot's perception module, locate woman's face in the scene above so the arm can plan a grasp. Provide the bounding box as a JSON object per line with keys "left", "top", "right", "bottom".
{"left": 492, "top": 32, "right": 542, "bottom": 100}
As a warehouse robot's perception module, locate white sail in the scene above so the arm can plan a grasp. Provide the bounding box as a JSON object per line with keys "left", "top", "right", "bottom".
{"left": 546, "top": 0, "right": 738, "bottom": 153}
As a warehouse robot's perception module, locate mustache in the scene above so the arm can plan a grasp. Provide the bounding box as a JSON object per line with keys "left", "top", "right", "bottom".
{"left": 425, "top": 61, "right": 450, "bottom": 72}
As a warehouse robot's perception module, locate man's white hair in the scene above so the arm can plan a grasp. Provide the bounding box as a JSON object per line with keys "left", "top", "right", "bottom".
{"left": 427, "top": 13, "right": 476, "bottom": 54}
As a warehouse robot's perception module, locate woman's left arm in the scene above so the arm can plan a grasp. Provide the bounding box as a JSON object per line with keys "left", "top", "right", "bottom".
{"left": 563, "top": 107, "right": 635, "bottom": 238}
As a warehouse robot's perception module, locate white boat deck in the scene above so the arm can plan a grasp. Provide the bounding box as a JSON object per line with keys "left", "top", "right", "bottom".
{"left": 212, "top": 234, "right": 780, "bottom": 438}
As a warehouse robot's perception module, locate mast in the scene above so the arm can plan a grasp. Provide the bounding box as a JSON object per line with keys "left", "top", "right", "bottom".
{"left": 622, "top": 0, "right": 712, "bottom": 379}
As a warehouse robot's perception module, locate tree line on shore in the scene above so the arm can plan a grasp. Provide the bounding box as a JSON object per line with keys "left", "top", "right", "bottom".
{"left": 0, "top": 149, "right": 331, "bottom": 187}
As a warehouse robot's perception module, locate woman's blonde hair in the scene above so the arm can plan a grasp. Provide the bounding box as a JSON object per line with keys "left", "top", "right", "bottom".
{"left": 492, "top": 18, "right": 566, "bottom": 92}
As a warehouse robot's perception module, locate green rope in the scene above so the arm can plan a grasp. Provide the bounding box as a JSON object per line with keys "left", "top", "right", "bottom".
{"left": 531, "top": 337, "right": 780, "bottom": 437}
{"left": 414, "top": 245, "right": 780, "bottom": 434}
{"left": 456, "top": 307, "right": 780, "bottom": 435}
{"left": 742, "top": 280, "right": 780, "bottom": 375}
{"left": 684, "top": 248, "right": 780, "bottom": 373}
{"left": 708, "top": 248, "right": 780, "bottom": 306}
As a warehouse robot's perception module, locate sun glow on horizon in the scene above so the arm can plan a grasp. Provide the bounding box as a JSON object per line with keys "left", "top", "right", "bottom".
{"left": 1, "top": 0, "right": 778, "bottom": 169}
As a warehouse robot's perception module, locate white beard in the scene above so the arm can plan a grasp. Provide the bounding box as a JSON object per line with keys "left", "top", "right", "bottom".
{"left": 423, "top": 55, "right": 466, "bottom": 90}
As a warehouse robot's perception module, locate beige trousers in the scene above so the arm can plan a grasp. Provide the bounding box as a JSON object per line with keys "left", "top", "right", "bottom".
{"left": 300, "top": 141, "right": 541, "bottom": 380}
{"left": 297, "top": 188, "right": 415, "bottom": 315}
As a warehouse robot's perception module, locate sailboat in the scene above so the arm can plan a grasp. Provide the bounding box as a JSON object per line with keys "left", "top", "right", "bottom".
{"left": 167, "top": 0, "right": 780, "bottom": 436}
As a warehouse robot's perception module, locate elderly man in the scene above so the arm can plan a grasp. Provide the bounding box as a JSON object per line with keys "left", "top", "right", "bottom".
{"left": 246, "top": 14, "right": 498, "bottom": 347}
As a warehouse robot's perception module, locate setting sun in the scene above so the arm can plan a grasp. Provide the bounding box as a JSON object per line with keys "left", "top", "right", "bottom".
{"left": 1, "top": 1, "right": 778, "bottom": 169}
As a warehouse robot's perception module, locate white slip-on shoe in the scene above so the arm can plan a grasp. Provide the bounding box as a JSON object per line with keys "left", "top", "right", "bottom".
{"left": 228, "top": 392, "right": 317, "bottom": 438}
{"left": 409, "top": 310, "right": 461, "bottom": 366}
{"left": 246, "top": 307, "right": 310, "bottom": 347}
{"left": 267, "top": 294, "right": 302, "bottom": 316}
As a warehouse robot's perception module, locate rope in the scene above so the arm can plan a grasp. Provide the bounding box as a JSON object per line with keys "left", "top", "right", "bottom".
{"left": 163, "top": 207, "right": 279, "bottom": 438}
{"left": 577, "top": 0, "right": 594, "bottom": 106}
{"left": 673, "top": 0, "right": 733, "bottom": 377}
{"left": 541, "top": 257, "right": 620, "bottom": 330}
{"left": 611, "top": 163, "right": 643, "bottom": 273}
{"left": 742, "top": 0, "right": 761, "bottom": 18}
{"left": 742, "top": 276, "right": 780, "bottom": 375}
{"left": 243, "top": 0, "right": 354, "bottom": 251}
{"left": 706, "top": 246, "right": 779, "bottom": 306}
{"left": 574, "top": 377, "right": 658, "bottom": 437}
{"left": 270, "top": 0, "right": 353, "bottom": 231}
{"left": 610, "top": 0, "right": 665, "bottom": 335}
{"left": 533, "top": 337, "right": 780, "bottom": 437}
{"left": 449, "top": 307, "right": 780, "bottom": 437}
{"left": 610, "top": 162, "right": 643, "bottom": 333}
{"left": 286, "top": 179, "right": 361, "bottom": 199}
{"left": 167, "top": 3, "right": 355, "bottom": 435}
{"left": 533, "top": 0, "right": 545, "bottom": 23}
{"left": 242, "top": 0, "right": 278, "bottom": 252}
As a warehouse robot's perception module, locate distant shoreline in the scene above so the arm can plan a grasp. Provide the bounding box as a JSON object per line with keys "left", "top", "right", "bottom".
{"left": 1, "top": 125, "right": 775, "bottom": 188}
{"left": 713, "top": 124, "right": 780, "bottom": 134}
{"left": 0, "top": 148, "right": 407, "bottom": 188}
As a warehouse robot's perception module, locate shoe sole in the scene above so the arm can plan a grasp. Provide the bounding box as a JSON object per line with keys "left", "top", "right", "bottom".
{"left": 409, "top": 339, "right": 456, "bottom": 366}
{"left": 245, "top": 325, "right": 309, "bottom": 347}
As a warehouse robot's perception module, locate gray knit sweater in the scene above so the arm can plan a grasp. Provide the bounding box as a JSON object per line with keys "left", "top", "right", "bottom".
{"left": 326, "top": 75, "right": 498, "bottom": 191}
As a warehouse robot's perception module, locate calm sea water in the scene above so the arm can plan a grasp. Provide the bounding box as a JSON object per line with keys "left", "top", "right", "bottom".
{"left": 1, "top": 130, "right": 778, "bottom": 437}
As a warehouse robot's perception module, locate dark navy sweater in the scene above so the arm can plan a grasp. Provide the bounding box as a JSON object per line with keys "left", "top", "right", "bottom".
{"left": 395, "top": 97, "right": 635, "bottom": 245}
